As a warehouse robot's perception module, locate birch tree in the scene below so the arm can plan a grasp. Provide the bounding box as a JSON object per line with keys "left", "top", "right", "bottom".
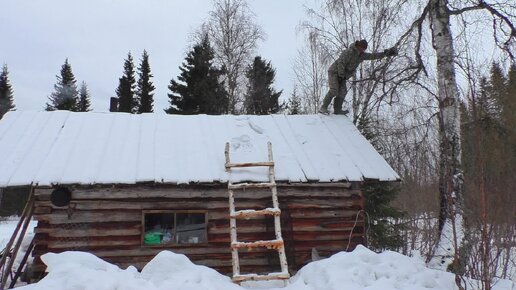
{"left": 407, "top": 2, "right": 514, "bottom": 285}
{"left": 301, "top": 2, "right": 515, "bottom": 286}
{"left": 293, "top": 30, "right": 327, "bottom": 113}
{"left": 204, "top": 0, "right": 265, "bottom": 114}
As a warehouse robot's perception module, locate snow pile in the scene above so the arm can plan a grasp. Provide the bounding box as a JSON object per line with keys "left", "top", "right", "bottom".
{"left": 17, "top": 251, "right": 241, "bottom": 290}
{"left": 286, "top": 245, "right": 514, "bottom": 290}
{"left": 15, "top": 246, "right": 515, "bottom": 290}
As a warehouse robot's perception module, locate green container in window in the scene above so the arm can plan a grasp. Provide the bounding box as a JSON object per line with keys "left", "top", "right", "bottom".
{"left": 144, "top": 232, "right": 162, "bottom": 245}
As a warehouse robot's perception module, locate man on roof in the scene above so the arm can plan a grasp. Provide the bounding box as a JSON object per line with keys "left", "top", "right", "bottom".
{"left": 319, "top": 39, "right": 397, "bottom": 115}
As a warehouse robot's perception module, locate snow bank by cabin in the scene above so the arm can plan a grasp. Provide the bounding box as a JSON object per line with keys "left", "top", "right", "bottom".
{"left": 0, "top": 111, "right": 399, "bottom": 187}
{"left": 14, "top": 245, "right": 515, "bottom": 290}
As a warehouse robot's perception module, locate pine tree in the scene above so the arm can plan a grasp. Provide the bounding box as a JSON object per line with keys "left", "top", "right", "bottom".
{"left": 244, "top": 56, "right": 282, "bottom": 115}
{"left": 78, "top": 81, "right": 92, "bottom": 112}
{"left": 0, "top": 64, "right": 15, "bottom": 119}
{"left": 46, "top": 59, "right": 79, "bottom": 111}
{"left": 287, "top": 87, "right": 302, "bottom": 115}
{"left": 136, "top": 50, "right": 155, "bottom": 113}
{"left": 165, "top": 35, "right": 228, "bottom": 115}
{"left": 116, "top": 52, "right": 137, "bottom": 113}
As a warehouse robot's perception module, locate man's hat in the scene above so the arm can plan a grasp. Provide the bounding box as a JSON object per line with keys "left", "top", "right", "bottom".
{"left": 355, "top": 39, "right": 368, "bottom": 50}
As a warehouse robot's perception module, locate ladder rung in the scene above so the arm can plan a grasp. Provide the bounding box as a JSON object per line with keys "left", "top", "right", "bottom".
{"left": 232, "top": 239, "right": 284, "bottom": 249}
{"left": 228, "top": 182, "right": 275, "bottom": 189}
{"left": 230, "top": 208, "right": 281, "bottom": 218}
{"left": 232, "top": 271, "right": 290, "bottom": 282}
{"left": 226, "top": 161, "right": 274, "bottom": 169}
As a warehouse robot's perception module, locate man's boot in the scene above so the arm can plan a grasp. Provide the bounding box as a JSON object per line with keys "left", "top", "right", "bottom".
{"left": 334, "top": 109, "right": 349, "bottom": 115}
{"left": 333, "top": 97, "right": 348, "bottom": 115}
{"left": 319, "top": 92, "right": 333, "bottom": 114}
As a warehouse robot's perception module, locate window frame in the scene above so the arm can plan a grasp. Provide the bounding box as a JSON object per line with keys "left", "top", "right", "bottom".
{"left": 141, "top": 210, "right": 208, "bottom": 247}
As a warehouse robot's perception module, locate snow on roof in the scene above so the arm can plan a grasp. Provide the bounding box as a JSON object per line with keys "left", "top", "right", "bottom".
{"left": 0, "top": 111, "right": 399, "bottom": 187}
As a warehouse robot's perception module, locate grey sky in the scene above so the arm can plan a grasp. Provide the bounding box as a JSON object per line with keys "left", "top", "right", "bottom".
{"left": 1, "top": 0, "right": 308, "bottom": 112}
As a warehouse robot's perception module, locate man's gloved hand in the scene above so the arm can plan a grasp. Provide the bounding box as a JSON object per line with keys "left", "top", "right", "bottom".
{"left": 384, "top": 47, "right": 397, "bottom": 56}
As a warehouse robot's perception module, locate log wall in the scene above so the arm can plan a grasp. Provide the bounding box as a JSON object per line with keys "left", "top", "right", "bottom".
{"left": 31, "top": 184, "right": 365, "bottom": 276}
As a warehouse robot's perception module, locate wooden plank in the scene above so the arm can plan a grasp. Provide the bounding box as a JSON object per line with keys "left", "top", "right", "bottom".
{"left": 228, "top": 182, "right": 275, "bottom": 190}
{"left": 225, "top": 161, "right": 274, "bottom": 168}
{"left": 233, "top": 272, "right": 289, "bottom": 282}
{"left": 232, "top": 239, "right": 283, "bottom": 249}
{"left": 231, "top": 208, "right": 280, "bottom": 218}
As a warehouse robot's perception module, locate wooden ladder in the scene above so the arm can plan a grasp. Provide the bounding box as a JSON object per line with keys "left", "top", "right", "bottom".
{"left": 224, "top": 142, "right": 290, "bottom": 284}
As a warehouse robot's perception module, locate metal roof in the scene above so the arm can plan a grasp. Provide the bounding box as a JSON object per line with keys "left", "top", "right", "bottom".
{"left": 0, "top": 111, "right": 399, "bottom": 187}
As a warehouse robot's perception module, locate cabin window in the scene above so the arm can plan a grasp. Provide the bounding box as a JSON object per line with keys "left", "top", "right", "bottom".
{"left": 142, "top": 211, "right": 207, "bottom": 246}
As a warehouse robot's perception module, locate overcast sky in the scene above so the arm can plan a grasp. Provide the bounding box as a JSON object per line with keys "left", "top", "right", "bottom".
{"left": 1, "top": 0, "right": 310, "bottom": 112}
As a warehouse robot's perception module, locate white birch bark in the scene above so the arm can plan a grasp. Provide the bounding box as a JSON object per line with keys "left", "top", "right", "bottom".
{"left": 428, "top": 0, "right": 465, "bottom": 274}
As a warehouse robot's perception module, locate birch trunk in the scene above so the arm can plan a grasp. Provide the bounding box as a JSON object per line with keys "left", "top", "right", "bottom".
{"left": 428, "top": 0, "right": 466, "bottom": 278}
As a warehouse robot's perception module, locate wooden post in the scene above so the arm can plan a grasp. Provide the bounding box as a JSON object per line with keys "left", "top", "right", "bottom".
{"left": 268, "top": 142, "right": 289, "bottom": 275}
{"left": 0, "top": 188, "right": 35, "bottom": 289}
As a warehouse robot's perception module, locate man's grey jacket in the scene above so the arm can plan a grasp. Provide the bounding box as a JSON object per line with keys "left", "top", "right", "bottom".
{"left": 328, "top": 44, "right": 389, "bottom": 80}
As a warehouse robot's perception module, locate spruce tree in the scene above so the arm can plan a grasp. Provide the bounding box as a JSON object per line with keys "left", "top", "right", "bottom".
{"left": 0, "top": 64, "right": 15, "bottom": 119}
{"left": 462, "top": 63, "right": 515, "bottom": 227}
{"left": 116, "top": 52, "right": 137, "bottom": 113}
{"left": 136, "top": 50, "right": 155, "bottom": 113}
{"left": 244, "top": 56, "right": 282, "bottom": 115}
{"left": 165, "top": 35, "right": 228, "bottom": 115}
{"left": 506, "top": 64, "right": 516, "bottom": 145}
{"left": 363, "top": 181, "right": 406, "bottom": 251}
{"left": 78, "top": 81, "right": 92, "bottom": 112}
{"left": 356, "top": 105, "right": 405, "bottom": 251}
{"left": 287, "top": 87, "right": 302, "bottom": 115}
{"left": 46, "top": 59, "right": 79, "bottom": 111}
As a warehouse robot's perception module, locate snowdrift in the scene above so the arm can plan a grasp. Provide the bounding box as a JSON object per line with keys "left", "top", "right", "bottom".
{"left": 16, "top": 245, "right": 515, "bottom": 290}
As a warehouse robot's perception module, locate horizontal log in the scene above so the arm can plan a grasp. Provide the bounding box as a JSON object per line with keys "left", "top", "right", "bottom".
{"left": 35, "top": 227, "right": 141, "bottom": 237}
{"left": 287, "top": 209, "right": 359, "bottom": 219}
{"left": 34, "top": 198, "right": 361, "bottom": 214}
{"left": 33, "top": 206, "right": 52, "bottom": 214}
{"left": 38, "top": 232, "right": 363, "bottom": 253}
{"left": 36, "top": 200, "right": 234, "bottom": 211}
{"left": 34, "top": 210, "right": 141, "bottom": 224}
{"left": 31, "top": 216, "right": 364, "bottom": 249}
{"left": 33, "top": 208, "right": 361, "bottom": 225}
{"left": 105, "top": 256, "right": 269, "bottom": 268}
{"left": 45, "top": 239, "right": 141, "bottom": 249}
{"left": 35, "top": 187, "right": 361, "bottom": 200}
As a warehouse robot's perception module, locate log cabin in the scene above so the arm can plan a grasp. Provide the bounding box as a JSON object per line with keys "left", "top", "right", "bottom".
{"left": 0, "top": 111, "right": 399, "bottom": 280}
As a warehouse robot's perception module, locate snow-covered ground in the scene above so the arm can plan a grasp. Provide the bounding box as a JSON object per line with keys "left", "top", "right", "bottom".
{"left": 0, "top": 216, "right": 37, "bottom": 278}
{"left": 10, "top": 246, "right": 515, "bottom": 290}
{"left": 2, "top": 218, "right": 514, "bottom": 290}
